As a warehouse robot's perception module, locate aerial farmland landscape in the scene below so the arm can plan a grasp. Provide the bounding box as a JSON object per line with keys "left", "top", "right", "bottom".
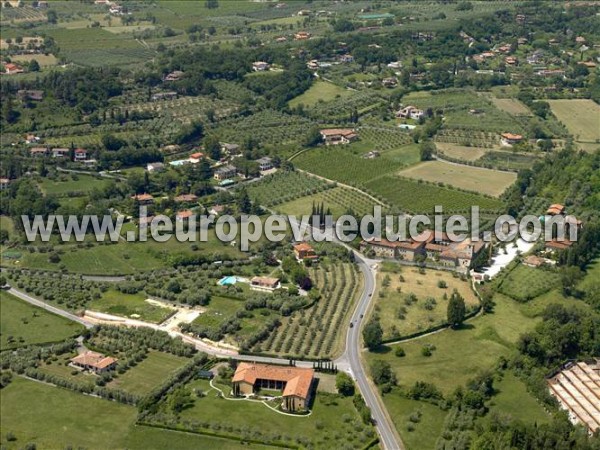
{"left": 0, "top": 1, "right": 599, "bottom": 449}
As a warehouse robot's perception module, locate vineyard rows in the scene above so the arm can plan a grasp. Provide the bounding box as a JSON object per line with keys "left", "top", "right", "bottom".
{"left": 257, "top": 263, "right": 361, "bottom": 359}
{"left": 245, "top": 171, "right": 332, "bottom": 207}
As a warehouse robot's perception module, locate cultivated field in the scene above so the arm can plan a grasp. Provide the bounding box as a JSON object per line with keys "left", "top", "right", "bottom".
{"left": 374, "top": 267, "right": 480, "bottom": 340}
{"left": 495, "top": 264, "right": 561, "bottom": 302}
{"left": 398, "top": 161, "right": 517, "bottom": 197}
{"left": 88, "top": 290, "right": 174, "bottom": 323}
{"left": 0, "top": 291, "right": 84, "bottom": 350}
{"left": 108, "top": 351, "right": 189, "bottom": 396}
{"left": 260, "top": 263, "right": 363, "bottom": 358}
{"left": 488, "top": 97, "right": 532, "bottom": 116}
{"left": 485, "top": 373, "right": 550, "bottom": 424}
{"left": 11, "top": 54, "right": 58, "bottom": 67}
{"left": 547, "top": 99, "right": 600, "bottom": 143}
{"left": 435, "top": 142, "right": 487, "bottom": 161}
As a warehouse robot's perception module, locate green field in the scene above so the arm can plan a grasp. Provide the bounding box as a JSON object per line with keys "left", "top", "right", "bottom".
{"left": 108, "top": 351, "right": 189, "bottom": 396}
{"left": 398, "top": 161, "right": 516, "bottom": 197}
{"left": 289, "top": 81, "right": 352, "bottom": 108}
{"left": 496, "top": 264, "right": 561, "bottom": 302}
{"left": 365, "top": 293, "right": 553, "bottom": 395}
{"left": 0, "top": 291, "right": 84, "bottom": 350}
{"left": 547, "top": 99, "right": 600, "bottom": 143}
{"left": 364, "top": 176, "right": 505, "bottom": 213}
{"left": 477, "top": 151, "right": 541, "bottom": 171}
{"left": 177, "top": 379, "right": 375, "bottom": 449}
{"left": 486, "top": 373, "right": 550, "bottom": 424}
{"left": 88, "top": 290, "right": 174, "bottom": 323}
{"left": 381, "top": 394, "right": 448, "bottom": 450}
{"left": 375, "top": 268, "right": 480, "bottom": 340}
{"left": 37, "top": 174, "right": 112, "bottom": 196}
{"left": 488, "top": 97, "right": 532, "bottom": 116}
{"left": 435, "top": 143, "right": 487, "bottom": 162}
{"left": 0, "top": 377, "right": 262, "bottom": 450}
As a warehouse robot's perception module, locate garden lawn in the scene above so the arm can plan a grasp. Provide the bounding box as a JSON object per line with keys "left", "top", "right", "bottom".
{"left": 37, "top": 174, "right": 111, "bottom": 196}
{"left": 375, "top": 268, "right": 479, "bottom": 340}
{"left": 87, "top": 290, "right": 174, "bottom": 324}
{"left": 398, "top": 161, "right": 516, "bottom": 197}
{"left": 496, "top": 264, "right": 561, "bottom": 302}
{"left": 486, "top": 373, "right": 550, "bottom": 424}
{"left": 178, "top": 380, "right": 375, "bottom": 449}
{"left": 547, "top": 99, "right": 600, "bottom": 143}
{"left": 0, "top": 291, "right": 84, "bottom": 350}
{"left": 108, "top": 351, "right": 190, "bottom": 396}
{"left": 289, "top": 81, "right": 352, "bottom": 108}
{"left": 365, "top": 293, "right": 550, "bottom": 395}
{"left": 381, "top": 394, "right": 448, "bottom": 450}
{"left": 0, "top": 377, "right": 259, "bottom": 450}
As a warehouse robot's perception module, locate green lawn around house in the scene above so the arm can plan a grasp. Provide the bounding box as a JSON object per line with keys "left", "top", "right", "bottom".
{"left": 108, "top": 351, "right": 190, "bottom": 396}
{"left": 0, "top": 291, "right": 84, "bottom": 350}
{"left": 288, "top": 81, "right": 352, "bottom": 108}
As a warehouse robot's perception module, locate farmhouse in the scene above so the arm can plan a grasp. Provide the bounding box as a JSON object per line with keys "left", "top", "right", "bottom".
{"left": 256, "top": 157, "right": 273, "bottom": 171}
{"left": 293, "top": 242, "right": 318, "bottom": 261}
{"left": 3, "top": 63, "right": 23, "bottom": 75}
{"left": 523, "top": 255, "right": 546, "bottom": 268}
{"left": 396, "top": 106, "right": 424, "bottom": 120}
{"left": 164, "top": 70, "right": 184, "bottom": 82}
{"left": 174, "top": 193, "right": 198, "bottom": 203}
{"left": 221, "top": 143, "right": 240, "bottom": 155}
{"left": 17, "top": 89, "right": 44, "bottom": 101}
{"left": 252, "top": 61, "right": 270, "bottom": 71}
{"left": 546, "top": 203, "right": 565, "bottom": 216}
{"left": 545, "top": 239, "right": 574, "bottom": 252}
{"left": 0, "top": 178, "right": 10, "bottom": 191}
{"left": 214, "top": 165, "right": 237, "bottom": 181}
{"left": 500, "top": 133, "right": 523, "bottom": 146}
{"left": 131, "top": 193, "right": 154, "bottom": 205}
{"left": 70, "top": 351, "right": 117, "bottom": 374}
{"left": 52, "top": 148, "right": 70, "bottom": 158}
{"left": 189, "top": 152, "right": 204, "bottom": 163}
{"left": 74, "top": 148, "right": 88, "bottom": 161}
{"left": 547, "top": 361, "right": 600, "bottom": 434}
{"left": 320, "top": 128, "right": 358, "bottom": 145}
{"left": 232, "top": 363, "right": 314, "bottom": 412}
{"left": 146, "top": 162, "right": 165, "bottom": 172}
{"left": 30, "top": 147, "right": 48, "bottom": 157}
{"left": 250, "top": 276, "right": 280, "bottom": 291}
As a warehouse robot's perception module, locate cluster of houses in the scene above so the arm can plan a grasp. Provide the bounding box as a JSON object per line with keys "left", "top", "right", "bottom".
{"left": 29, "top": 146, "right": 92, "bottom": 163}
{"left": 360, "top": 230, "right": 486, "bottom": 272}
{"left": 542, "top": 203, "right": 582, "bottom": 252}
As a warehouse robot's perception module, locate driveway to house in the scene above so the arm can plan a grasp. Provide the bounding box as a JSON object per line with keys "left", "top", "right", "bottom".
{"left": 479, "top": 238, "right": 535, "bottom": 278}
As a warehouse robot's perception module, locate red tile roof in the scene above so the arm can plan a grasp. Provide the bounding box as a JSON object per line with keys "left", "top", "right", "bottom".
{"left": 71, "top": 351, "right": 117, "bottom": 370}
{"left": 233, "top": 363, "right": 314, "bottom": 400}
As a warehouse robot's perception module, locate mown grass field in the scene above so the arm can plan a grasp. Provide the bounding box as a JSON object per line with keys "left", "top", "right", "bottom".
{"left": 365, "top": 293, "right": 549, "bottom": 395}
{"left": 365, "top": 176, "right": 505, "bottom": 213}
{"left": 108, "top": 351, "right": 189, "bottom": 396}
{"left": 288, "top": 81, "right": 352, "bottom": 108}
{"left": 0, "top": 291, "right": 84, "bottom": 350}
{"left": 398, "top": 161, "right": 517, "bottom": 197}
{"left": 375, "top": 268, "right": 479, "bottom": 340}
{"left": 37, "top": 174, "right": 112, "bottom": 196}
{"left": 477, "top": 151, "right": 541, "bottom": 171}
{"left": 11, "top": 53, "right": 58, "bottom": 67}
{"left": 488, "top": 97, "right": 531, "bottom": 116}
{"left": 381, "top": 394, "right": 448, "bottom": 450}
{"left": 178, "top": 379, "right": 374, "bottom": 449}
{"left": 0, "top": 377, "right": 259, "bottom": 450}
{"left": 435, "top": 142, "right": 487, "bottom": 161}
{"left": 547, "top": 99, "right": 600, "bottom": 143}
{"left": 88, "top": 290, "right": 174, "bottom": 323}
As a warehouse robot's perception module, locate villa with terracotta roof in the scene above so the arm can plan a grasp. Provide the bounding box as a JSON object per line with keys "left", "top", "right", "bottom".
{"left": 500, "top": 133, "right": 523, "bottom": 146}
{"left": 131, "top": 193, "right": 154, "bottom": 205}
{"left": 293, "top": 242, "right": 318, "bottom": 261}
{"left": 250, "top": 276, "right": 280, "bottom": 291}
{"left": 546, "top": 204, "right": 565, "bottom": 216}
{"left": 232, "top": 363, "right": 314, "bottom": 411}
{"left": 70, "top": 351, "right": 117, "bottom": 374}
{"left": 320, "top": 128, "right": 358, "bottom": 145}
{"left": 174, "top": 193, "right": 198, "bottom": 203}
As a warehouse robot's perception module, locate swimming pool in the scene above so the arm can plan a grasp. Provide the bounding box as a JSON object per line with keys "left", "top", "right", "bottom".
{"left": 218, "top": 276, "right": 238, "bottom": 286}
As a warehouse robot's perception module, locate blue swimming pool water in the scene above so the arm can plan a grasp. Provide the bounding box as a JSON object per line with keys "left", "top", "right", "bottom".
{"left": 218, "top": 276, "right": 237, "bottom": 286}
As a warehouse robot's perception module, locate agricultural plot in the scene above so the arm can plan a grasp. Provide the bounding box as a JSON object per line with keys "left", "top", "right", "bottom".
{"left": 402, "top": 89, "right": 524, "bottom": 134}
{"left": 435, "top": 143, "right": 487, "bottom": 162}
{"left": 495, "top": 264, "right": 561, "bottom": 302}
{"left": 11, "top": 54, "right": 58, "bottom": 67}
{"left": 87, "top": 290, "right": 175, "bottom": 324}
{"left": 244, "top": 170, "right": 332, "bottom": 208}
{"left": 307, "top": 90, "right": 384, "bottom": 120}
{"left": 37, "top": 174, "right": 112, "bottom": 197}
{"left": 477, "top": 151, "right": 541, "bottom": 171}
{"left": 374, "top": 268, "right": 480, "bottom": 340}
{"left": 213, "top": 109, "right": 317, "bottom": 147}
{"left": 435, "top": 129, "right": 500, "bottom": 148}
{"left": 294, "top": 142, "right": 419, "bottom": 186}
{"left": 259, "top": 263, "right": 363, "bottom": 359}
{"left": 488, "top": 97, "right": 532, "bottom": 116}
{"left": 365, "top": 176, "right": 505, "bottom": 214}
{"left": 0, "top": 291, "right": 84, "bottom": 350}
{"left": 288, "top": 81, "right": 352, "bottom": 108}
{"left": 398, "top": 161, "right": 517, "bottom": 197}
{"left": 547, "top": 100, "right": 600, "bottom": 144}
{"left": 0, "top": 6, "right": 46, "bottom": 23}
{"left": 108, "top": 351, "right": 189, "bottom": 396}
{"left": 277, "top": 186, "right": 380, "bottom": 218}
